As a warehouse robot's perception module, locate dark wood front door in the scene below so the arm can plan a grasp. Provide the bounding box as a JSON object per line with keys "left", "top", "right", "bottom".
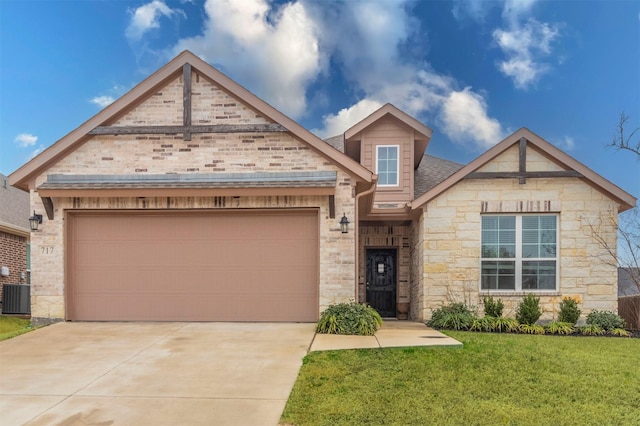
{"left": 366, "top": 249, "right": 397, "bottom": 317}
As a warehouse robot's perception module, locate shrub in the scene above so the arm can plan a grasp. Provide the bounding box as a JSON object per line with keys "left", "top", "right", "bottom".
{"left": 427, "top": 303, "right": 475, "bottom": 330}
{"left": 470, "top": 316, "right": 495, "bottom": 332}
{"left": 546, "top": 321, "right": 575, "bottom": 335}
{"left": 557, "top": 297, "right": 581, "bottom": 325}
{"left": 586, "top": 310, "right": 626, "bottom": 331}
{"left": 610, "top": 328, "right": 631, "bottom": 337}
{"left": 483, "top": 296, "right": 504, "bottom": 318}
{"left": 493, "top": 317, "right": 520, "bottom": 333}
{"left": 519, "top": 323, "right": 545, "bottom": 334}
{"left": 316, "top": 302, "right": 383, "bottom": 336}
{"left": 580, "top": 324, "right": 604, "bottom": 336}
{"left": 516, "top": 294, "right": 542, "bottom": 325}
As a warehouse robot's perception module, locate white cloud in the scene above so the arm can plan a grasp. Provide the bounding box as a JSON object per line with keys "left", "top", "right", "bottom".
{"left": 90, "top": 96, "right": 115, "bottom": 108}
{"left": 493, "top": 19, "right": 559, "bottom": 89}
{"left": 306, "top": 1, "right": 503, "bottom": 148}
{"left": 14, "top": 133, "right": 38, "bottom": 147}
{"left": 440, "top": 88, "right": 505, "bottom": 150}
{"left": 89, "top": 84, "right": 129, "bottom": 109}
{"left": 493, "top": 0, "right": 560, "bottom": 90}
{"left": 30, "top": 145, "right": 45, "bottom": 159}
{"left": 452, "top": 0, "right": 561, "bottom": 90}
{"left": 172, "top": 0, "right": 321, "bottom": 119}
{"left": 501, "top": 0, "right": 538, "bottom": 25}
{"left": 314, "top": 99, "right": 383, "bottom": 138}
{"left": 451, "top": 0, "right": 496, "bottom": 22}
{"left": 161, "top": 0, "right": 504, "bottom": 150}
{"left": 553, "top": 136, "right": 575, "bottom": 152}
{"left": 126, "top": 0, "right": 184, "bottom": 42}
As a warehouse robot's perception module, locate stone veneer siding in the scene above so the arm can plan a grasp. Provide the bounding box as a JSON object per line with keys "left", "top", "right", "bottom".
{"left": 28, "top": 72, "right": 358, "bottom": 323}
{"left": 420, "top": 177, "right": 619, "bottom": 321}
{"left": 409, "top": 215, "right": 424, "bottom": 321}
{"left": 357, "top": 225, "right": 410, "bottom": 313}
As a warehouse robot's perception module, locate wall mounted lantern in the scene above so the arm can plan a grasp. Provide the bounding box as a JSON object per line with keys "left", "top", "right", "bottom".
{"left": 29, "top": 211, "right": 43, "bottom": 231}
{"left": 340, "top": 213, "right": 350, "bottom": 234}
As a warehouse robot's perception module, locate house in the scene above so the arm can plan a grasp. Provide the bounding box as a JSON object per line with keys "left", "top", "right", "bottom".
{"left": 618, "top": 267, "right": 639, "bottom": 297}
{"left": 618, "top": 267, "right": 640, "bottom": 330}
{"left": 9, "top": 51, "right": 636, "bottom": 325}
{"left": 0, "top": 173, "right": 30, "bottom": 306}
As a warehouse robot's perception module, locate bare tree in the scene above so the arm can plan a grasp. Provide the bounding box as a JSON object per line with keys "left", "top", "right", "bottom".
{"left": 599, "top": 112, "right": 640, "bottom": 328}
{"left": 589, "top": 208, "right": 640, "bottom": 290}
{"left": 610, "top": 113, "right": 640, "bottom": 158}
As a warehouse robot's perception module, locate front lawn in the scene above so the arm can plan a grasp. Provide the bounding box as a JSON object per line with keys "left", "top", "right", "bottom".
{"left": 0, "top": 316, "right": 33, "bottom": 341}
{"left": 281, "top": 332, "right": 640, "bottom": 425}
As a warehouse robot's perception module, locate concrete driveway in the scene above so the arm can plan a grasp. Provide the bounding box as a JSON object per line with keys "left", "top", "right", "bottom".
{"left": 0, "top": 322, "right": 315, "bottom": 426}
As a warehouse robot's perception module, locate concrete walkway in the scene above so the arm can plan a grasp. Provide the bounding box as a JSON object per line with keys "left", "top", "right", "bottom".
{"left": 310, "top": 320, "right": 462, "bottom": 351}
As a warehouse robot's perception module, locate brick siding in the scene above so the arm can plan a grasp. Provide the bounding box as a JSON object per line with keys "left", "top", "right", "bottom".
{"left": 0, "top": 231, "right": 28, "bottom": 304}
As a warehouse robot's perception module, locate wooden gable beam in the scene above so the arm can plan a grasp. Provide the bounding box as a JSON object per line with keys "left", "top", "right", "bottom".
{"left": 519, "top": 137, "right": 527, "bottom": 184}
{"left": 465, "top": 137, "right": 583, "bottom": 181}
{"left": 183, "top": 63, "right": 192, "bottom": 141}
{"left": 88, "top": 62, "right": 288, "bottom": 140}
{"left": 88, "top": 123, "right": 287, "bottom": 136}
{"left": 41, "top": 196, "right": 54, "bottom": 220}
{"left": 464, "top": 170, "right": 582, "bottom": 179}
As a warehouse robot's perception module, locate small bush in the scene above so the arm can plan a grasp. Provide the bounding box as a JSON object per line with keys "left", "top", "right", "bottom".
{"left": 580, "top": 324, "right": 604, "bottom": 336}
{"left": 519, "top": 323, "right": 545, "bottom": 335}
{"left": 316, "top": 302, "right": 383, "bottom": 336}
{"left": 470, "top": 316, "right": 495, "bottom": 332}
{"left": 546, "top": 321, "right": 575, "bottom": 335}
{"left": 493, "top": 317, "right": 520, "bottom": 333}
{"left": 483, "top": 296, "right": 504, "bottom": 318}
{"left": 586, "top": 310, "right": 626, "bottom": 331}
{"left": 557, "top": 297, "right": 581, "bottom": 325}
{"left": 516, "top": 294, "right": 542, "bottom": 325}
{"left": 427, "top": 303, "right": 475, "bottom": 330}
{"left": 610, "top": 328, "right": 630, "bottom": 337}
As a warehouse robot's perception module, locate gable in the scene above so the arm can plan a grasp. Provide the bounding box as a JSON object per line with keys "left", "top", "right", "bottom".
{"left": 10, "top": 51, "right": 372, "bottom": 191}
{"left": 476, "top": 144, "right": 566, "bottom": 173}
{"left": 110, "top": 73, "right": 274, "bottom": 128}
{"left": 413, "top": 128, "right": 636, "bottom": 212}
{"left": 360, "top": 117, "right": 411, "bottom": 170}
{"left": 344, "top": 104, "right": 432, "bottom": 168}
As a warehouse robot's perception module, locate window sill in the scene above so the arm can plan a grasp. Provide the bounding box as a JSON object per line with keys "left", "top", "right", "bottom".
{"left": 479, "top": 291, "right": 560, "bottom": 297}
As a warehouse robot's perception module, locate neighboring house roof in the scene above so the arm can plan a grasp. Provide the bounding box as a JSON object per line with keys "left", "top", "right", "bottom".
{"left": 9, "top": 50, "right": 373, "bottom": 191}
{"left": 323, "top": 134, "right": 463, "bottom": 199}
{"left": 412, "top": 128, "right": 637, "bottom": 212}
{"left": 619, "top": 267, "right": 640, "bottom": 297}
{"left": 0, "top": 173, "right": 30, "bottom": 236}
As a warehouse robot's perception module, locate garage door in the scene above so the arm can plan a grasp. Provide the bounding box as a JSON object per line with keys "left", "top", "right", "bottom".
{"left": 67, "top": 210, "right": 319, "bottom": 321}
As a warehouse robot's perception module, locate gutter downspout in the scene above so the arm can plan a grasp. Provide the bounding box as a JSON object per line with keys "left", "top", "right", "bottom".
{"left": 354, "top": 176, "right": 378, "bottom": 303}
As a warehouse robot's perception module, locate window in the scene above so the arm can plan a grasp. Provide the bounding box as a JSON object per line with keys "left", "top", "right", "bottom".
{"left": 376, "top": 145, "right": 399, "bottom": 186}
{"left": 481, "top": 215, "right": 557, "bottom": 291}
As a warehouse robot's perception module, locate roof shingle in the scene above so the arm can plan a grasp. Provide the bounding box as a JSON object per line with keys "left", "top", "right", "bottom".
{"left": 0, "top": 173, "right": 30, "bottom": 231}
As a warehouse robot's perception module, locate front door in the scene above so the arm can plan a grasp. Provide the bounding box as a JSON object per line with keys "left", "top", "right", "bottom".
{"left": 366, "top": 249, "right": 397, "bottom": 317}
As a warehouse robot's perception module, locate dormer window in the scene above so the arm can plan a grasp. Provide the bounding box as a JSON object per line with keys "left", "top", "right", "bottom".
{"left": 376, "top": 145, "right": 399, "bottom": 186}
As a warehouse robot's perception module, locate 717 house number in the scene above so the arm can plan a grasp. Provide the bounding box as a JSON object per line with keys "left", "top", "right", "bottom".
{"left": 40, "top": 246, "right": 54, "bottom": 255}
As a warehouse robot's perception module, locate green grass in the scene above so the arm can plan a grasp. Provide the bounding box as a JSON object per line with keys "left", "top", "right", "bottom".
{"left": 281, "top": 332, "right": 640, "bottom": 425}
{"left": 0, "top": 316, "right": 33, "bottom": 341}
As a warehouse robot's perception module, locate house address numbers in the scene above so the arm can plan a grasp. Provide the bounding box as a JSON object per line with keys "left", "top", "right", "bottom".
{"left": 40, "top": 246, "right": 55, "bottom": 255}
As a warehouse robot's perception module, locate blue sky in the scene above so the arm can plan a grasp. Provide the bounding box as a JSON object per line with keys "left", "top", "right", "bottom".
{"left": 1, "top": 0, "right": 638, "bottom": 200}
